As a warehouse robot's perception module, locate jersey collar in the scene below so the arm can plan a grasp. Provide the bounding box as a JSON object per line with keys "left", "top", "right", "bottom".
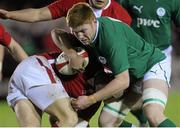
{"left": 92, "top": 20, "right": 99, "bottom": 43}
{"left": 89, "top": 0, "right": 111, "bottom": 18}
{"left": 88, "top": 0, "right": 111, "bottom": 10}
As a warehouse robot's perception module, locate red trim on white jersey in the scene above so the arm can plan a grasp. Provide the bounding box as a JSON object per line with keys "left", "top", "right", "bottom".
{"left": 36, "top": 57, "right": 56, "bottom": 84}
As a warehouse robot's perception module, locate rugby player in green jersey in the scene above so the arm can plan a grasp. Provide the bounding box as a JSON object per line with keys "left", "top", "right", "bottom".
{"left": 67, "top": 3, "right": 176, "bottom": 127}
{"left": 116, "top": 0, "right": 180, "bottom": 126}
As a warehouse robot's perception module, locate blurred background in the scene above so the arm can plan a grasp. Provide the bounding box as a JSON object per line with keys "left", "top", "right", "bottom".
{"left": 0, "top": 0, "right": 180, "bottom": 126}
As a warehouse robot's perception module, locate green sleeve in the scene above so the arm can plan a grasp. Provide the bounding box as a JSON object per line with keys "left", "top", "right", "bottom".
{"left": 103, "top": 27, "right": 130, "bottom": 75}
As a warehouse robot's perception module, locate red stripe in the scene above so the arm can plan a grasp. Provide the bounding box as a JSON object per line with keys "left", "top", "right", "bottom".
{"left": 56, "top": 61, "right": 69, "bottom": 70}
{"left": 80, "top": 51, "right": 88, "bottom": 58}
{"left": 36, "top": 58, "right": 56, "bottom": 84}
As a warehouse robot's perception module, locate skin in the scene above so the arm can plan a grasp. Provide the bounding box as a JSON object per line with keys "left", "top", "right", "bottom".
{"left": 89, "top": 0, "right": 109, "bottom": 9}
{"left": 69, "top": 18, "right": 130, "bottom": 110}
{"left": 71, "top": 20, "right": 97, "bottom": 45}
{"left": 51, "top": 28, "right": 88, "bottom": 71}
{"left": 0, "top": 0, "right": 110, "bottom": 22}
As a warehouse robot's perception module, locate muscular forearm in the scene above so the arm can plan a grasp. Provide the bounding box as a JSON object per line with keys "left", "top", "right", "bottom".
{"left": 90, "top": 70, "right": 130, "bottom": 102}
{"left": 7, "top": 8, "right": 52, "bottom": 22}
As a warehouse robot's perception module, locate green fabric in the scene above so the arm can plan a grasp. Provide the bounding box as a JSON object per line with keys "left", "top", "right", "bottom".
{"left": 143, "top": 98, "right": 166, "bottom": 106}
{"left": 119, "top": 120, "right": 133, "bottom": 127}
{"left": 131, "top": 109, "right": 148, "bottom": 124}
{"left": 120, "top": 0, "right": 180, "bottom": 50}
{"left": 104, "top": 104, "right": 126, "bottom": 116}
{"left": 92, "top": 17, "right": 165, "bottom": 79}
{"left": 158, "top": 118, "right": 176, "bottom": 127}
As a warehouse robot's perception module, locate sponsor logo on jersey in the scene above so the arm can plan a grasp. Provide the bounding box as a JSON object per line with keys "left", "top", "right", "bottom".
{"left": 133, "top": 5, "right": 143, "bottom": 13}
{"left": 137, "top": 18, "right": 160, "bottom": 28}
{"left": 98, "top": 56, "right": 107, "bottom": 64}
{"left": 156, "top": 7, "right": 166, "bottom": 17}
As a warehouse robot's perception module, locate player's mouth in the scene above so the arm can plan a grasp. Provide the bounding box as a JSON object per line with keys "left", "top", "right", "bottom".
{"left": 95, "top": 0, "right": 105, "bottom": 4}
{"left": 95, "top": 0, "right": 104, "bottom": 2}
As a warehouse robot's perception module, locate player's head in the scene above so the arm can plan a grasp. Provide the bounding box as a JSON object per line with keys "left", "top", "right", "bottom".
{"left": 53, "top": 29, "right": 89, "bottom": 75}
{"left": 89, "top": 0, "right": 109, "bottom": 9}
{"left": 66, "top": 3, "right": 97, "bottom": 45}
{"left": 70, "top": 47, "right": 89, "bottom": 72}
{"left": 55, "top": 47, "right": 89, "bottom": 75}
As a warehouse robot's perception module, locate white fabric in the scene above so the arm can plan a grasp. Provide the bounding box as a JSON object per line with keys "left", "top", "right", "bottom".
{"left": 75, "top": 118, "right": 88, "bottom": 128}
{"left": 142, "top": 88, "right": 167, "bottom": 108}
{"left": 91, "top": 0, "right": 111, "bottom": 18}
{"left": 7, "top": 55, "right": 69, "bottom": 110}
{"left": 103, "top": 101, "right": 130, "bottom": 119}
{"left": 143, "top": 46, "right": 172, "bottom": 87}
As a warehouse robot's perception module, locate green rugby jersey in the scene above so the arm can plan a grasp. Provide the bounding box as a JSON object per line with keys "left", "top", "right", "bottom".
{"left": 91, "top": 17, "right": 165, "bottom": 78}
{"left": 119, "top": 0, "right": 180, "bottom": 50}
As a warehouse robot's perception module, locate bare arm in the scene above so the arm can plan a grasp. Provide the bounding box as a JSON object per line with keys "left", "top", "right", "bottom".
{"left": 7, "top": 38, "right": 28, "bottom": 62}
{"left": 0, "top": 24, "right": 28, "bottom": 62}
{"left": 51, "top": 28, "right": 71, "bottom": 53}
{"left": 72, "top": 70, "right": 130, "bottom": 109}
{"left": 51, "top": 28, "right": 77, "bottom": 58}
{"left": 90, "top": 70, "right": 129, "bottom": 101}
{"left": 0, "top": 7, "right": 52, "bottom": 22}
{"left": 0, "top": 46, "right": 4, "bottom": 81}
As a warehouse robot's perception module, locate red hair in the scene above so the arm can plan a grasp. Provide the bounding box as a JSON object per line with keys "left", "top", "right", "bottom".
{"left": 66, "top": 3, "right": 96, "bottom": 28}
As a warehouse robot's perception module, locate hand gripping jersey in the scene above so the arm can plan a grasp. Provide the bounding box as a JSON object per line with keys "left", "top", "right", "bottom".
{"left": 48, "top": 0, "right": 132, "bottom": 25}
{"left": 120, "top": 0, "right": 180, "bottom": 50}
{"left": 39, "top": 49, "right": 103, "bottom": 121}
{"left": 39, "top": 48, "right": 100, "bottom": 98}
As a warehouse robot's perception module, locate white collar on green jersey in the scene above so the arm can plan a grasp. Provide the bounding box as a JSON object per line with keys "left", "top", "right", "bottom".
{"left": 90, "top": 0, "right": 111, "bottom": 18}
{"left": 89, "top": 0, "right": 111, "bottom": 10}
{"left": 92, "top": 20, "right": 99, "bottom": 43}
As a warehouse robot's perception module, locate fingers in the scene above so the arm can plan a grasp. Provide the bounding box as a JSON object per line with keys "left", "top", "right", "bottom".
{"left": 71, "top": 98, "right": 79, "bottom": 111}
{"left": 0, "top": 9, "right": 8, "bottom": 19}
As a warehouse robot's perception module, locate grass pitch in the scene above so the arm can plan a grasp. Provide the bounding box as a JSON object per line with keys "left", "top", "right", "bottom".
{"left": 0, "top": 91, "right": 180, "bottom": 127}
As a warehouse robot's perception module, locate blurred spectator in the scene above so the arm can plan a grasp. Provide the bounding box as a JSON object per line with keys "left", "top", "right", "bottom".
{"left": 0, "top": 0, "right": 62, "bottom": 81}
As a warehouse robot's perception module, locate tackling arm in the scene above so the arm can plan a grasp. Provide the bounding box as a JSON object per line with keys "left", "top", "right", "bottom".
{"left": 90, "top": 70, "right": 130, "bottom": 101}
{"left": 0, "top": 7, "right": 52, "bottom": 22}
{"left": 72, "top": 70, "right": 130, "bottom": 110}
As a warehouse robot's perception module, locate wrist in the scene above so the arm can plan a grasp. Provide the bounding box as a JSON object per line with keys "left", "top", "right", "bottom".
{"left": 6, "top": 11, "right": 11, "bottom": 19}
{"left": 88, "top": 94, "right": 97, "bottom": 104}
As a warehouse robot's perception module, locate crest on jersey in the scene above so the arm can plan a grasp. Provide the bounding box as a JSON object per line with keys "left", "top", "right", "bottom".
{"left": 156, "top": 7, "right": 166, "bottom": 17}
{"left": 98, "top": 56, "right": 107, "bottom": 64}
